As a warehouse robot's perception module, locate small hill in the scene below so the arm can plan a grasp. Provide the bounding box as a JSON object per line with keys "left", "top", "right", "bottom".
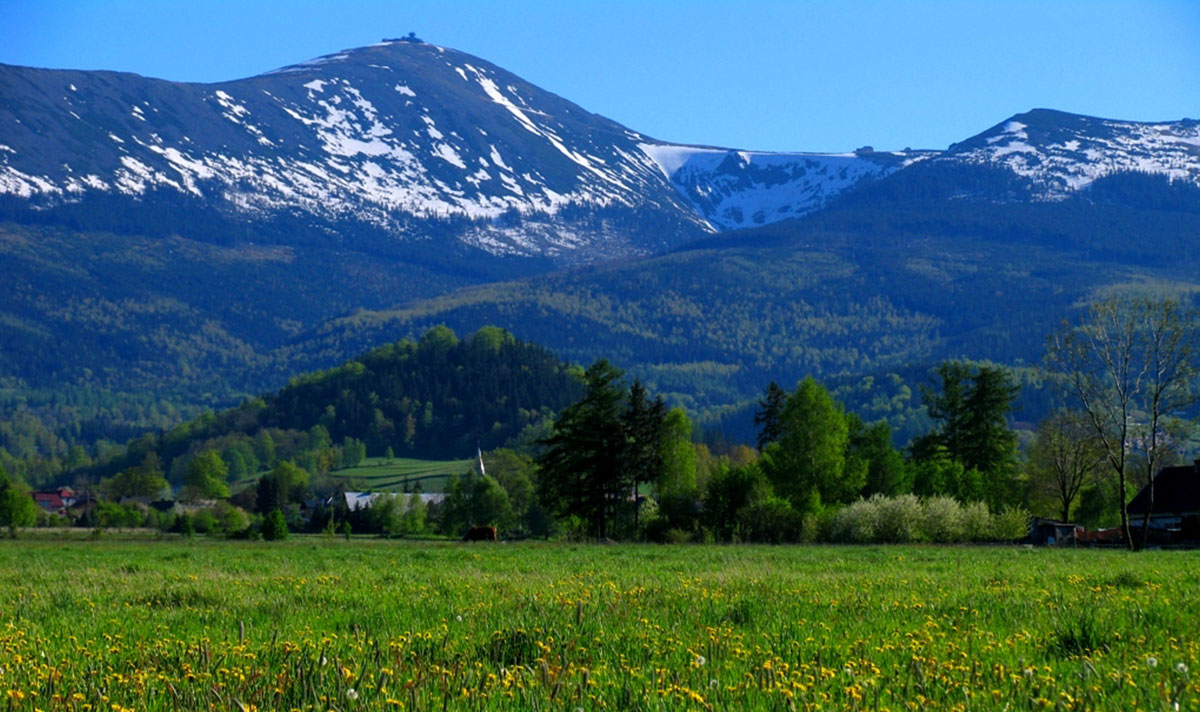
{"left": 89, "top": 326, "right": 582, "bottom": 484}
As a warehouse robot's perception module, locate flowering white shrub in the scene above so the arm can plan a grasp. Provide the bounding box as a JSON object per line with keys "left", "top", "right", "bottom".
{"left": 921, "top": 496, "right": 965, "bottom": 543}
{"left": 960, "top": 501, "right": 992, "bottom": 542}
{"left": 875, "top": 494, "right": 923, "bottom": 543}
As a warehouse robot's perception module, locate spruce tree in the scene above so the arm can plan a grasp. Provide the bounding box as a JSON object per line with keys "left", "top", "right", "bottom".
{"left": 537, "top": 360, "right": 628, "bottom": 539}
{"left": 754, "top": 382, "right": 787, "bottom": 450}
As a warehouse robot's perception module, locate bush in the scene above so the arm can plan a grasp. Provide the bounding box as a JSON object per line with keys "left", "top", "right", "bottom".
{"left": 875, "top": 494, "right": 923, "bottom": 543}
{"left": 828, "top": 498, "right": 881, "bottom": 543}
{"left": 736, "top": 496, "right": 800, "bottom": 544}
{"left": 262, "top": 509, "right": 288, "bottom": 541}
{"left": 921, "top": 496, "right": 965, "bottom": 543}
{"left": 190, "top": 509, "right": 217, "bottom": 534}
{"left": 211, "top": 502, "right": 251, "bottom": 536}
{"left": 991, "top": 506, "right": 1031, "bottom": 541}
{"left": 961, "top": 501, "right": 992, "bottom": 542}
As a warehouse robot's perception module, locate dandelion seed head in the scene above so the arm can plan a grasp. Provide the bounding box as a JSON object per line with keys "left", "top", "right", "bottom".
{"left": 709, "top": 679, "right": 719, "bottom": 689}
{"left": 456, "top": 615, "right": 463, "bottom": 622}
{"left": 694, "top": 654, "right": 706, "bottom": 666}
{"left": 1175, "top": 662, "right": 1187, "bottom": 673}
{"left": 1147, "top": 657, "right": 1158, "bottom": 668}
{"left": 347, "top": 688, "right": 359, "bottom": 700}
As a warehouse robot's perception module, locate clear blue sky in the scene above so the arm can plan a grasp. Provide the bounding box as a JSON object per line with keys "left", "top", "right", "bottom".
{"left": 2, "top": 1, "right": 1197, "bottom": 152}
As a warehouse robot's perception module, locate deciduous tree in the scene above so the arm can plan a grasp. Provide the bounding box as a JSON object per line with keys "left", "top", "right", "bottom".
{"left": 1028, "top": 410, "right": 1106, "bottom": 523}
{"left": 764, "top": 377, "right": 855, "bottom": 511}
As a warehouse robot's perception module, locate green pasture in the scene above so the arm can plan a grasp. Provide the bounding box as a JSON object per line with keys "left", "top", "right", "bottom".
{"left": 231, "top": 457, "right": 473, "bottom": 494}
{"left": 326, "top": 456, "right": 474, "bottom": 492}
{"left": 0, "top": 540, "right": 1196, "bottom": 711}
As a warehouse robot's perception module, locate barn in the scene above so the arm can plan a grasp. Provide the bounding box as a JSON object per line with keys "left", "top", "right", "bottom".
{"left": 1127, "top": 460, "right": 1200, "bottom": 543}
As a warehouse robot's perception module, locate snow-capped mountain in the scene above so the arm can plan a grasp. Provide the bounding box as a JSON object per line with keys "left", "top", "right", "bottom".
{"left": 2, "top": 41, "right": 1199, "bottom": 263}
{"left": 0, "top": 38, "right": 939, "bottom": 259}
{"left": 939, "top": 109, "right": 1200, "bottom": 197}
{"left": 0, "top": 38, "right": 709, "bottom": 259}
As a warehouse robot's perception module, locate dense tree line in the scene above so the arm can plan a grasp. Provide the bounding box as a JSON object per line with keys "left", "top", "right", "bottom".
{"left": 4, "top": 295, "right": 1196, "bottom": 546}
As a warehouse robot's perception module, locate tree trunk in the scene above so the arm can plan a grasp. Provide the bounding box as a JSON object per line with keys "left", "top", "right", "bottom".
{"left": 1138, "top": 477, "right": 1154, "bottom": 550}
{"left": 1118, "top": 471, "right": 1133, "bottom": 550}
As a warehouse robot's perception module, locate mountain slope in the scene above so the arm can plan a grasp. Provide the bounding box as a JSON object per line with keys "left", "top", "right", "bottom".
{"left": 85, "top": 326, "right": 584, "bottom": 483}
{"left": 279, "top": 186, "right": 1200, "bottom": 438}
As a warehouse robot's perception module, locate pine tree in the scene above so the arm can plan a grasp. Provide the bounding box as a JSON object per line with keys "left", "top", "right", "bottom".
{"left": 914, "top": 362, "right": 1019, "bottom": 508}
{"left": 622, "top": 379, "right": 667, "bottom": 524}
{"left": 754, "top": 381, "right": 787, "bottom": 450}
{"left": 537, "top": 360, "right": 628, "bottom": 539}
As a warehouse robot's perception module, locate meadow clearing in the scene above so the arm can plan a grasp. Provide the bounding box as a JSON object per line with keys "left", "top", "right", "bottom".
{"left": 320, "top": 457, "right": 472, "bottom": 493}
{"left": 0, "top": 539, "right": 1196, "bottom": 711}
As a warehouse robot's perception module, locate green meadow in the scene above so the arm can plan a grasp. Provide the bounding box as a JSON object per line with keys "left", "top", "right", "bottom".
{"left": 325, "top": 457, "right": 474, "bottom": 492}
{"left": 0, "top": 540, "right": 1196, "bottom": 711}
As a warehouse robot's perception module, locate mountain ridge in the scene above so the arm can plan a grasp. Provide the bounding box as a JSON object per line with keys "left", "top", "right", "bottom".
{"left": 11, "top": 40, "right": 1198, "bottom": 261}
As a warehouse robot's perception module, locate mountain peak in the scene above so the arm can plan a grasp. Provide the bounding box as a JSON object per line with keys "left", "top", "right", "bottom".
{"left": 941, "top": 109, "right": 1200, "bottom": 195}
{"left": 259, "top": 35, "right": 452, "bottom": 77}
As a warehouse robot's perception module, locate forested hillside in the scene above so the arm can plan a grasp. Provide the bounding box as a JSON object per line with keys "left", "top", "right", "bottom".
{"left": 277, "top": 169, "right": 1200, "bottom": 436}
{"left": 74, "top": 326, "right": 582, "bottom": 487}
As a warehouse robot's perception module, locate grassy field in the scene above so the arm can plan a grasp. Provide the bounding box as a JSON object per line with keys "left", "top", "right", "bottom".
{"left": 325, "top": 456, "right": 474, "bottom": 492}
{"left": 0, "top": 540, "right": 1196, "bottom": 711}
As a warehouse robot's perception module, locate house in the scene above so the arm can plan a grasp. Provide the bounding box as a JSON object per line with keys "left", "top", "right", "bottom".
{"left": 32, "top": 486, "right": 80, "bottom": 515}
{"left": 1127, "top": 460, "right": 1200, "bottom": 541}
{"left": 33, "top": 491, "right": 67, "bottom": 515}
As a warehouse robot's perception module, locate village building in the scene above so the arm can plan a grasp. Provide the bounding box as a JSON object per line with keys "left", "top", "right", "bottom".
{"left": 1127, "top": 459, "right": 1200, "bottom": 543}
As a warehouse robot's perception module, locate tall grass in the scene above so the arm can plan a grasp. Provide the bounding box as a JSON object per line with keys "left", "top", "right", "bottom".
{"left": 0, "top": 540, "right": 1193, "bottom": 711}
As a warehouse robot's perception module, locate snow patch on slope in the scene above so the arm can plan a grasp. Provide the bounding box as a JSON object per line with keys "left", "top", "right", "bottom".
{"left": 640, "top": 142, "right": 921, "bottom": 229}
{"left": 955, "top": 116, "right": 1200, "bottom": 195}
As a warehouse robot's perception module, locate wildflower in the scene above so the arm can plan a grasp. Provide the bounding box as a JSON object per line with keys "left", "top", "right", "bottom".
{"left": 1147, "top": 657, "right": 1158, "bottom": 668}
{"left": 346, "top": 688, "right": 358, "bottom": 701}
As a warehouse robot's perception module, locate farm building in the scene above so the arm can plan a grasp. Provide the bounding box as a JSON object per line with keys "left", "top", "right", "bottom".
{"left": 1126, "top": 459, "right": 1200, "bottom": 541}
{"left": 1029, "top": 518, "right": 1081, "bottom": 546}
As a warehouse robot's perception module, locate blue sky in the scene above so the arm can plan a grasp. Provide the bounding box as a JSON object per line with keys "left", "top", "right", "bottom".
{"left": 2, "top": 1, "right": 1198, "bottom": 152}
